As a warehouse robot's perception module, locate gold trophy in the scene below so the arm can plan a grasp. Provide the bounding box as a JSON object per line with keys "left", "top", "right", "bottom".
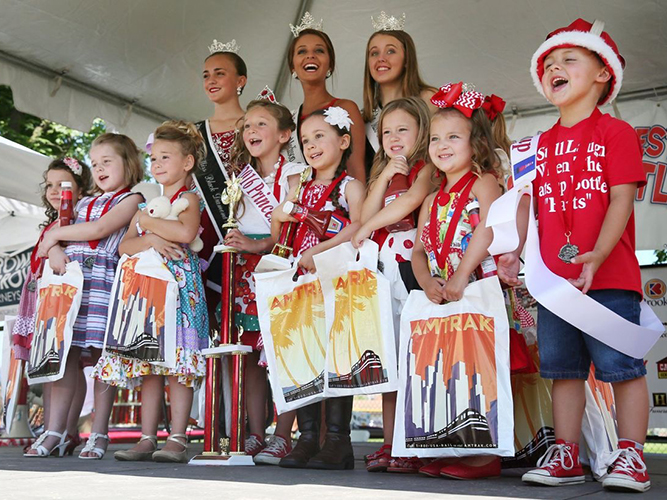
{"left": 271, "top": 166, "right": 311, "bottom": 258}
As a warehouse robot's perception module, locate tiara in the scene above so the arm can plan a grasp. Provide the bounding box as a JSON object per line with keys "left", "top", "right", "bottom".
{"left": 290, "top": 12, "right": 323, "bottom": 38}
{"left": 208, "top": 38, "right": 240, "bottom": 55}
{"left": 371, "top": 11, "right": 406, "bottom": 32}
{"left": 256, "top": 86, "right": 279, "bottom": 104}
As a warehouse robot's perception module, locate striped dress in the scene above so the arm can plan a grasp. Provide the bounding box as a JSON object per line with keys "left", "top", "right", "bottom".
{"left": 66, "top": 190, "right": 140, "bottom": 349}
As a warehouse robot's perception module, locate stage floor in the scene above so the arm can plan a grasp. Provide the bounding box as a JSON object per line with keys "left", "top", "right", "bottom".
{"left": 1, "top": 441, "right": 665, "bottom": 499}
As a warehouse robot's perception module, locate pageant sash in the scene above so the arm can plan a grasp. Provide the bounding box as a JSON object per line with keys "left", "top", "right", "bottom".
{"left": 192, "top": 120, "right": 231, "bottom": 242}
{"left": 365, "top": 108, "right": 380, "bottom": 154}
{"left": 486, "top": 136, "right": 663, "bottom": 359}
{"left": 238, "top": 164, "right": 278, "bottom": 230}
{"left": 284, "top": 109, "right": 306, "bottom": 165}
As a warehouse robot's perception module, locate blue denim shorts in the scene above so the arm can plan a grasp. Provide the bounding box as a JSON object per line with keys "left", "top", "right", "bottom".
{"left": 537, "top": 289, "right": 646, "bottom": 383}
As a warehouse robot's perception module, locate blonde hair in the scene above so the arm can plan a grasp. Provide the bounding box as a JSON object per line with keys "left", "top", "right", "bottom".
{"left": 368, "top": 97, "right": 431, "bottom": 187}
{"left": 230, "top": 100, "right": 296, "bottom": 174}
{"left": 153, "top": 120, "right": 206, "bottom": 174}
{"left": 91, "top": 133, "right": 143, "bottom": 190}
{"left": 362, "top": 31, "right": 435, "bottom": 123}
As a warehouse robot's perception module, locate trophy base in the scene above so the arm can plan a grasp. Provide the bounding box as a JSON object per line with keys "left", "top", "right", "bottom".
{"left": 188, "top": 453, "right": 255, "bottom": 466}
{"left": 201, "top": 344, "right": 252, "bottom": 357}
{"left": 255, "top": 254, "right": 292, "bottom": 273}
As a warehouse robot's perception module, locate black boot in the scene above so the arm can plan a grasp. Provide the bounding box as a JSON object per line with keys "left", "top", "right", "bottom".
{"left": 308, "top": 396, "right": 354, "bottom": 470}
{"left": 279, "top": 402, "right": 321, "bottom": 468}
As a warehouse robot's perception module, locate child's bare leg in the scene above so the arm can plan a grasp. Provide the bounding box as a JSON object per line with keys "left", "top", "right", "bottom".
{"left": 66, "top": 369, "right": 87, "bottom": 436}
{"left": 164, "top": 376, "right": 193, "bottom": 452}
{"left": 552, "top": 379, "right": 586, "bottom": 442}
{"left": 245, "top": 351, "right": 267, "bottom": 438}
{"left": 26, "top": 347, "right": 81, "bottom": 453}
{"left": 130, "top": 375, "right": 164, "bottom": 452}
{"left": 612, "top": 376, "right": 648, "bottom": 443}
{"left": 275, "top": 410, "right": 295, "bottom": 439}
{"left": 382, "top": 392, "right": 396, "bottom": 446}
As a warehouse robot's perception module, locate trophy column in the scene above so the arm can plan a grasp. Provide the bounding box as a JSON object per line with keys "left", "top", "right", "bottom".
{"left": 189, "top": 174, "right": 253, "bottom": 466}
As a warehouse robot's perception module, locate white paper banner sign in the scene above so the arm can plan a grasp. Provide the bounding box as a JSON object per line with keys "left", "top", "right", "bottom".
{"left": 509, "top": 134, "right": 540, "bottom": 185}
{"left": 487, "top": 137, "right": 664, "bottom": 359}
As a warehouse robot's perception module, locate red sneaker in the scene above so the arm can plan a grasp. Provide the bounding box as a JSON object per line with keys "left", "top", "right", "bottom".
{"left": 244, "top": 433, "right": 266, "bottom": 457}
{"left": 366, "top": 444, "right": 392, "bottom": 472}
{"left": 387, "top": 456, "right": 424, "bottom": 473}
{"left": 603, "top": 441, "right": 651, "bottom": 493}
{"left": 522, "top": 440, "right": 585, "bottom": 486}
{"left": 254, "top": 434, "right": 292, "bottom": 465}
{"left": 440, "top": 457, "right": 501, "bottom": 480}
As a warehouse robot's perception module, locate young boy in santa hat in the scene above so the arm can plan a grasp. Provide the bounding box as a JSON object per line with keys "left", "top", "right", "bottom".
{"left": 497, "top": 19, "right": 650, "bottom": 492}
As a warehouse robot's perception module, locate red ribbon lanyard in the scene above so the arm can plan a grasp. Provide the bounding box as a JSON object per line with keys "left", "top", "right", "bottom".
{"left": 170, "top": 186, "right": 188, "bottom": 204}
{"left": 408, "top": 159, "right": 426, "bottom": 186}
{"left": 292, "top": 171, "right": 347, "bottom": 255}
{"left": 547, "top": 108, "right": 601, "bottom": 241}
{"left": 30, "top": 220, "right": 58, "bottom": 274}
{"left": 273, "top": 155, "right": 285, "bottom": 200}
{"left": 429, "top": 171, "right": 477, "bottom": 270}
{"left": 86, "top": 187, "right": 131, "bottom": 249}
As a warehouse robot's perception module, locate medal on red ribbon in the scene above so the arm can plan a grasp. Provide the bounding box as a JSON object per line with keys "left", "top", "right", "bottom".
{"left": 547, "top": 109, "right": 601, "bottom": 264}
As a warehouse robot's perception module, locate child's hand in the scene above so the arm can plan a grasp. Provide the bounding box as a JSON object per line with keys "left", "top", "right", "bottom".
{"left": 496, "top": 253, "right": 522, "bottom": 287}
{"left": 224, "top": 229, "right": 261, "bottom": 253}
{"left": 443, "top": 273, "right": 467, "bottom": 302}
{"left": 37, "top": 233, "right": 59, "bottom": 258}
{"left": 272, "top": 205, "right": 297, "bottom": 224}
{"left": 48, "top": 249, "right": 70, "bottom": 275}
{"left": 569, "top": 249, "right": 604, "bottom": 294}
{"left": 351, "top": 225, "right": 372, "bottom": 248}
{"left": 148, "top": 234, "right": 185, "bottom": 261}
{"left": 380, "top": 155, "right": 410, "bottom": 183}
{"left": 298, "top": 248, "right": 317, "bottom": 274}
{"left": 424, "top": 277, "right": 446, "bottom": 304}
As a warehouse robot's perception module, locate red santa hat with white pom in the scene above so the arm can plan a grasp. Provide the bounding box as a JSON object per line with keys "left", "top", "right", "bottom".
{"left": 531, "top": 18, "right": 625, "bottom": 105}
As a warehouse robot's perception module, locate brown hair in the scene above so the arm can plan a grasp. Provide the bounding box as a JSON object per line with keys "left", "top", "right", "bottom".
{"left": 287, "top": 29, "right": 336, "bottom": 75}
{"left": 368, "top": 97, "right": 431, "bottom": 186}
{"left": 362, "top": 31, "right": 436, "bottom": 123}
{"left": 91, "top": 133, "right": 143, "bottom": 191}
{"left": 431, "top": 108, "right": 505, "bottom": 181}
{"left": 230, "top": 100, "right": 296, "bottom": 174}
{"left": 301, "top": 109, "right": 351, "bottom": 213}
{"left": 490, "top": 112, "right": 512, "bottom": 156}
{"left": 153, "top": 120, "right": 206, "bottom": 174}
{"left": 40, "top": 158, "right": 94, "bottom": 227}
{"left": 204, "top": 51, "right": 248, "bottom": 94}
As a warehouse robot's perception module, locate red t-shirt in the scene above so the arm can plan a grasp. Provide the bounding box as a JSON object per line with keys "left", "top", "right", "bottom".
{"left": 534, "top": 109, "right": 647, "bottom": 295}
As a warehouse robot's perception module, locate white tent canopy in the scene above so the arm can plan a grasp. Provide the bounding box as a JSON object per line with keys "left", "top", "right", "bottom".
{"left": 2, "top": 0, "right": 666, "bottom": 147}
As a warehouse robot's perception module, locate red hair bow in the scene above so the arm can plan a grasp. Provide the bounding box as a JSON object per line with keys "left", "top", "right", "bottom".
{"left": 431, "top": 82, "right": 485, "bottom": 118}
{"left": 482, "top": 94, "right": 506, "bottom": 121}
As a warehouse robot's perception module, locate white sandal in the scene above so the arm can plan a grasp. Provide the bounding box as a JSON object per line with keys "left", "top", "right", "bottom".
{"left": 24, "top": 430, "right": 70, "bottom": 458}
{"left": 152, "top": 433, "right": 188, "bottom": 463}
{"left": 78, "top": 432, "right": 109, "bottom": 460}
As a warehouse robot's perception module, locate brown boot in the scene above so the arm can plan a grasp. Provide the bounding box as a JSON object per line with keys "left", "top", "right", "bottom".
{"left": 279, "top": 402, "right": 320, "bottom": 468}
{"left": 308, "top": 396, "right": 354, "bottom": 470}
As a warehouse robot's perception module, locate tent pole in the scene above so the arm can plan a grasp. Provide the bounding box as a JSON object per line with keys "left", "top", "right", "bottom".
{"left": 273, "top": 0, "right": 314, "bottom": 102}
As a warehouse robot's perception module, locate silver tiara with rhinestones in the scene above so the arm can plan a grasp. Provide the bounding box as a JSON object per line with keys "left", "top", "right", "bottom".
{"left": 208, "top": 38, "right": 240, "bottom": 55}
{"left": 290, "top": 12, "right": 323, "bottom": 37}
{"left": 371, "top": 11, "right": 406, "bottom": 32}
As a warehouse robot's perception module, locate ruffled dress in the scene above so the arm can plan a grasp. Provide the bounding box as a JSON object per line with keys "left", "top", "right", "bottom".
{"left": 93, "top": 189, "right": 209, "bottom": 388}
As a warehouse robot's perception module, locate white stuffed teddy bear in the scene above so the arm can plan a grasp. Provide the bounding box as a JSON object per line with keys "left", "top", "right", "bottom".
{"left": 145, "top": 196, "right": 204, "bottom": 253}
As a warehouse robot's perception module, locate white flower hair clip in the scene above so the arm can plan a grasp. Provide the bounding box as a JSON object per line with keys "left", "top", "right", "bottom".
{"left": 63, "top": 157, "right": 82, "bottom": 176}
{"left": 323, "top": 106, "right": 353, "bottom": 131}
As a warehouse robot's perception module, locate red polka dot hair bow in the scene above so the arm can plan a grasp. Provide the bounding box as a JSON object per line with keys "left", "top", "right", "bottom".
{"left": 430, "top": 82, "right": 485, "bottom": 118}
{"left": 481, "top": 94, "right": 506, "bottom": 121}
